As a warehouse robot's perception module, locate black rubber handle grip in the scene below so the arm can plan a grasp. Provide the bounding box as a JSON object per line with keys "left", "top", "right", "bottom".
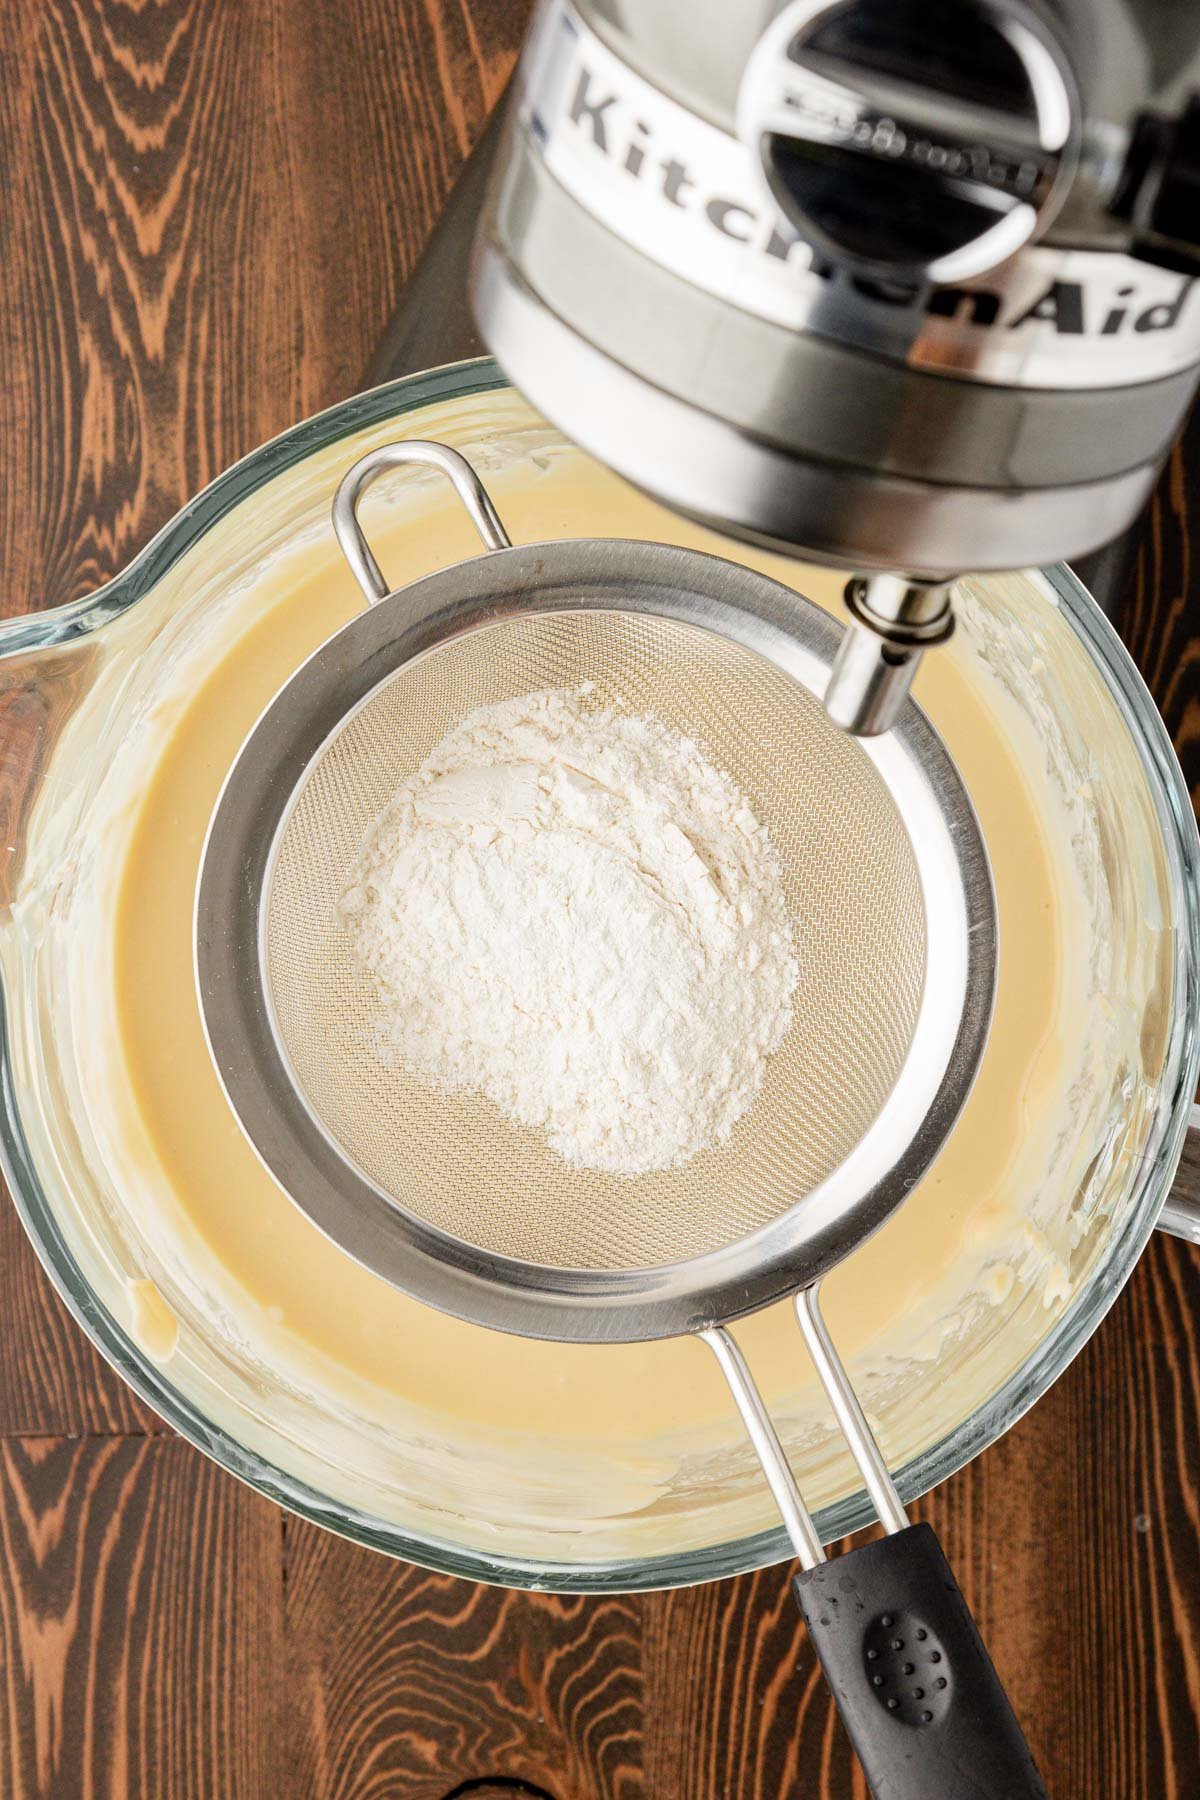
{"left": 794, "top": 1522, "right": 1046, "bottom": 1799}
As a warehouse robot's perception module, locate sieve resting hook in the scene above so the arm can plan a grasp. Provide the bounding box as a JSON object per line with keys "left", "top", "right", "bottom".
{"left": 332, "top": 440, "right": 512, "bottom": 605}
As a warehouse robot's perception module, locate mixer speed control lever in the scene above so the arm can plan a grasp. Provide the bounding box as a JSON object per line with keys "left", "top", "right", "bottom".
{"left": 737, "top": 0, "right": 1079, "bottom": 284}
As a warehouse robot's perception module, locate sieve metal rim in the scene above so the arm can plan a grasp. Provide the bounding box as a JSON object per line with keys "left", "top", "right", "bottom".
{"left": 195, "top": 536, "right": 997, "bottom": 1344}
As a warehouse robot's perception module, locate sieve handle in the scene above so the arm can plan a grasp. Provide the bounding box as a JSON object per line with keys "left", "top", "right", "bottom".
{"left": 1156, "top": 1107, "right": 1200, "bottom": 1244}
{"left": 705, "top": 1311, "right": 1044, "bottom": 1794}
{"left": 332, "top": 441, "right": 512, "bottom": 604}
{"left": 791, "top": 1287, "right": 1044, "bottom": 1795}
{"left": 795, "top": 1524, "right": 1047, "bottom": 1799}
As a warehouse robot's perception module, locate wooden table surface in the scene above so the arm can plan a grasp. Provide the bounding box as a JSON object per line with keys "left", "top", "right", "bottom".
{"left": 0, "top": 4, "right": 1198, "bottom": 1795}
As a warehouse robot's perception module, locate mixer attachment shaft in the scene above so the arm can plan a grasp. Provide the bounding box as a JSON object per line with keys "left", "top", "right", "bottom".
{"left": 824, "top": 573, "right": 957, "bottom": 736}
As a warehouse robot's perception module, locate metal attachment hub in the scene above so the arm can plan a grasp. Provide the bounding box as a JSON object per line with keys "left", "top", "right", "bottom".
{"left": 825, "top": 575, "right": 956, "bottom": 737}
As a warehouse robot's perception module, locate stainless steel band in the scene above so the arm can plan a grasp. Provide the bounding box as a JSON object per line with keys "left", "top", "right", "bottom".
{"left": 490, "top": 133, "right": 1198, "bottom": 492}
{"left": 472, "top": 234, "right": 1161, "bottom": 576}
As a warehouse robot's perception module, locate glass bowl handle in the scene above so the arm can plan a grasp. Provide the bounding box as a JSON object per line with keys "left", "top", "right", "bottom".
{"left": 0, "top": 631, "right": 103, "bottom": 914}
{"left": 1158, "top": 1103, "right": 1200, "bottom": 1243}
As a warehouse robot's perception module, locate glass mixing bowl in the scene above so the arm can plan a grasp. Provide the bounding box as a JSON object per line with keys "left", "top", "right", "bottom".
{"left": 0, "top": 360, "right": 1196, "bottom": 1592}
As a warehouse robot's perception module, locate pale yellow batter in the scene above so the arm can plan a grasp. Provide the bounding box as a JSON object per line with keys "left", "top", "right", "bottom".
{"left": 109, "top": 457, "right": 1074, "bottom": 1448}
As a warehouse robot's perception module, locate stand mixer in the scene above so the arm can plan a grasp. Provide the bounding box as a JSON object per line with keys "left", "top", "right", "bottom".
{"left": 457, "top": 0, "right": 1200, "bottom": 732}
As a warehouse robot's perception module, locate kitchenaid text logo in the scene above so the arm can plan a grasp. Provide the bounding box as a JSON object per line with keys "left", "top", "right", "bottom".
{"left": 560, "top": 64, "right": 1191, "bottom": 341}
{"left": 520, "top": 0, "right": 1200, "bottom": 388}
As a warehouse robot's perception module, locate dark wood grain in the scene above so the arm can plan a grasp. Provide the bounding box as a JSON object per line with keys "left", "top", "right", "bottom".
{"left": 0, "top": 1, "right": 1197, "bottom": 1796}
{"left": 0, "top": 1436, "right": 281, "bottom": 1797}
{"left": 0, "top": 0, "right": 524, "bottom": 619}
{"left": 282, "top": 1527, "right": 643, "bottom": 1799}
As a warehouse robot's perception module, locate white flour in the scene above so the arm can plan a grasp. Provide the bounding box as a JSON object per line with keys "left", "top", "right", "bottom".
{"left": 340, "top": 687, "right": 797, "bottom": 1175}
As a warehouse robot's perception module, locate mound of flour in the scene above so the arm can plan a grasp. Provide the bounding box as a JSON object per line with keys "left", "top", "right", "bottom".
{"left": 340, "top": 686, "right": 797, "bottom": 1175}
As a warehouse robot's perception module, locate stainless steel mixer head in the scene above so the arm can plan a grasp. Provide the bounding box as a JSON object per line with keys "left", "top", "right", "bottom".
{"left": 467, "top": 0, "right": 1200, "bottom": 751}
{"left": 195, "top": 443, "right": 1046, "bottom": 1794}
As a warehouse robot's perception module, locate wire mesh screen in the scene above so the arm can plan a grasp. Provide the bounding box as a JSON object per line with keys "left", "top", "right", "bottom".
{"left": 264, "top": 610, "right": 926, "bottom": 1271}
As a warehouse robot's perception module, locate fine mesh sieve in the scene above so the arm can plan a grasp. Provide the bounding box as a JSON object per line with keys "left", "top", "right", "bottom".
{"left": 267, "top": 610, "right": 927, "bottom": 1272}
{"left": 195, "top": 444, "right": 1044, "bottom": 1792}
{"left": 196, "top": 441, "right": 996, "bottom": 1345}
